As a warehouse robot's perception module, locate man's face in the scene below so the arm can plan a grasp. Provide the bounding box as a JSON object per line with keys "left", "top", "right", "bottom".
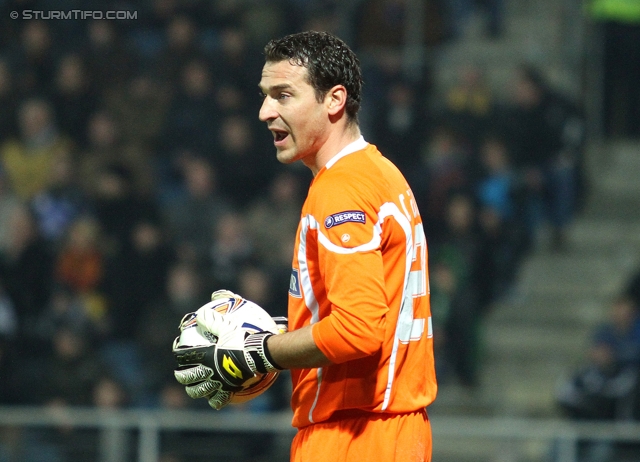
{"left": 258, "top": 60, "right": 329, "bottom": 166}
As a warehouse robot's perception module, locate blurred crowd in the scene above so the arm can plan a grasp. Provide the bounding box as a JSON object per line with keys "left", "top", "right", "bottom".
{"left": 0, "top": 0, "right": 589, "bottom": 430}
{"left": 553, "top": 271, "right": 640, "bottom": 461}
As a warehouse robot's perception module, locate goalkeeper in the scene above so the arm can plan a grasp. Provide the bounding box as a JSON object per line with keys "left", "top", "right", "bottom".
{"left": 174, "top": 31, "right": 437, "bottom": 462}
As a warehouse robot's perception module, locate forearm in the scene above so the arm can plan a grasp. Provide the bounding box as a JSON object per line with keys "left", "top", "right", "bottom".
{"left": 266, "top": 325, "right": 332, "bottom": 369}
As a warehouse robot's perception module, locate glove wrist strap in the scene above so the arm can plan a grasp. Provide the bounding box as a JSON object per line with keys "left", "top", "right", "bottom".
{"left": 245, "top": 332, "right": 283, "bottom": 374}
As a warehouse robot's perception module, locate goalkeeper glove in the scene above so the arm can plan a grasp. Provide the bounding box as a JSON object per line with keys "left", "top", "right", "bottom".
{"left": 173, "top": 320, "right": 284, "bottom": 409}
{"left": 197, "top": 290, "right": 287, "bottom": 374}
{"left": 173, "top": 291, "right": 286, "bottom": 409}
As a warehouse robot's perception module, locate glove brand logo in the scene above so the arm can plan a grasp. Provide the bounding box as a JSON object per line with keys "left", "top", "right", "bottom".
{"left": 222, "top": 354, "right": 243, "bottom": 380}
{"left": 203, "top": 331, "right": 217, "bottom": 343}
{"left": 175, "top": 350, "right": 206, "bottom": 363}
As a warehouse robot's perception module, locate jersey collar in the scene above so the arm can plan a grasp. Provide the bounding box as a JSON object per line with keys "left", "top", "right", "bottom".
{"left": 324, "top": 136, "right": 368, "bottom": 170}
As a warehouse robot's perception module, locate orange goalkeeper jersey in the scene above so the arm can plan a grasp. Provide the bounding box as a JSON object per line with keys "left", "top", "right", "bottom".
{"left": 287, "top": 137, "right": 437, "bottom": 429}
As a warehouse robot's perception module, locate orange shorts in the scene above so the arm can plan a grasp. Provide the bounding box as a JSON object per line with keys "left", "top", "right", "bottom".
{"left": 290, "top": 409, "right": 432, "bottom": 462}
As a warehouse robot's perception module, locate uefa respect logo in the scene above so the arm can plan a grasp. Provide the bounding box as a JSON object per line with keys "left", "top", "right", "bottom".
{"left": 10, "top": 10, "right": 138, "bottom": 20}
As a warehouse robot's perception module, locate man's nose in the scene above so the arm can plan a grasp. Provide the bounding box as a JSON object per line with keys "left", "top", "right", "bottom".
{"left": 259, "top": 97, "right": 277, "bottom": 122}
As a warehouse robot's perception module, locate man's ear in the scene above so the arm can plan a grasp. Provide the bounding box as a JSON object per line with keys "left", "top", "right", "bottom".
{"left": 325, "top": 85, "right": 347, "bottom": 116}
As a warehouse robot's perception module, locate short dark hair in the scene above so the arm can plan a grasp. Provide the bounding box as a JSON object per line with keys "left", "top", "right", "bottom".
{"left": 263, "top": 31, "right": 363, "bottom": 124}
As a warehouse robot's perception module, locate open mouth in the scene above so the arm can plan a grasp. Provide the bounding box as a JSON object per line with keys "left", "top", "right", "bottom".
{"left": 272, "top": 129, "right": 289, "bottom": 145}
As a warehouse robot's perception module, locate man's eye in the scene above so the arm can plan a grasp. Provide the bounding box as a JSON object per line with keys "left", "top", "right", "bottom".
{"left": 278, "top": 93, "right": 290, "bottom": 100}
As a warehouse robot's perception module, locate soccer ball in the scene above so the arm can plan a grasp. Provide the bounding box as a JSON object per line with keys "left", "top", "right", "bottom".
{"left": 174, "top": 295, "right": 281, "bottom": 405}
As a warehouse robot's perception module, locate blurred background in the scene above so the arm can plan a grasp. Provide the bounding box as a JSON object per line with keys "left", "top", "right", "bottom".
{"left": 0, "top": 0, "right": 639, "bottom": 461}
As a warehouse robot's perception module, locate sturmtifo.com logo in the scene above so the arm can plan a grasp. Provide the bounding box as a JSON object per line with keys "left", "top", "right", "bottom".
{"left": 10, "top": 10, "right": 138, "bottom": 20}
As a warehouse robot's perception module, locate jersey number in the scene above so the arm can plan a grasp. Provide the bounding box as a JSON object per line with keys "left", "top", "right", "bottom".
{"left": 398, "top": 223, "right": 430, "bottom": 344}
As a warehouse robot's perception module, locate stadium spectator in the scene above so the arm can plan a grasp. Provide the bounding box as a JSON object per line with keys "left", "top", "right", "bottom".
{"left": 242, "top": 1, "right": 295, "bottom": 49}
{"left": 431, "top": 192, "right": 483, "bottom": 387}
{"left": 35, "top": 326, "right": 104, "bottom": 407}
{"left": 0, "top": 97, "right": 74, "bottom": 200}
{"left": 81, "top": 20, "right": 135, "bottom": 93}
{"left": 0, "top": 58, "right": 18, "bottom": 139}
{"left": 79, "top": 109, "right": 153, "bottom": 198}
{"left": 38, "top": 327, "right": 106, "bottom": 462}
{"left": 440, "top": 65, "right": 494, "bottom": 152}
{"left": 90, "top": 162, "right": 157, "bottom": 256}
{"left": 245, "top": 170, "right": 305, "bottom": 273}
{"left": 93, "top": 375, "right": 130, "bottom": 410}
{"left": 369, "top": 78, "right": 427, "bottom": 173}
{"left": 51, "top": 53, "right": 97, "bottom": 147}
{"left": 445, "top": 0, "right": 504, "bottom": 39}
{"left": 0, "top": 204, "right": 54, "bottom": 351}
{"left": 555, "top": 295, "right": 640, "bottom": 461}
{"left": 353, "top": 0, "right": 448, "bottom": 50}
{"left": 475, "top": 136, "right": 515, "bottom": 223}
{"left": 162, "top": 154, "right": 233, "bottom": 262}
{"left": 54, "top": 215, "right": 105, "bottom": 296}
{"left": 0, "top": 168, "right": 22, "bottom": 255}
{"left": 127, "top": 219, "right": 174, "bottom": 305}
{"left": 36, "top": 285, "right": 109, "bottom": 351}
{"left": 409, "top": 123, "right": 471, "bottom": 242}
{"left": 103, "top": 73, "right": 171, "bottom": 150}
{"left": 207, "top": 211, "right": 256, "bottom": 289}
{"left": 236, "top": 264, "right": 284, "bottom": 322}
{"left": 103, "top": 217, "right": 174, "bottom": 347}
{"left": 136, "top": 261, "right": 206, "bottom": 405}
{"left": 160, "top": 58, "right": 219, "bottom": 156}
{"left": 31, "top": 152, "right": 87, "bottom": 245}
{"left": 503, "top": 65, "right": 584, "bottom": 252}
{"left": 214, "top": 113, "right": 277, "bottom": 206}
{"left": 208, "top": 26, "right": 264, "bottom": 93}
{"left": 153, "top": 15, "right": 202, "bottom": 86}
{"left": 91, "top": 164, "right": 162, "bottom": 405}
{"left": 474, "top": 135, "right": 528, "bottom": 301}
{"left": 9, "top": 20, "right": 57, "bottom": 96}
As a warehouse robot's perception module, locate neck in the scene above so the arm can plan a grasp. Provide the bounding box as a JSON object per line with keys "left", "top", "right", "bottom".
{"left": 305, "top": 123, "right": 361, "bottom": 176}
